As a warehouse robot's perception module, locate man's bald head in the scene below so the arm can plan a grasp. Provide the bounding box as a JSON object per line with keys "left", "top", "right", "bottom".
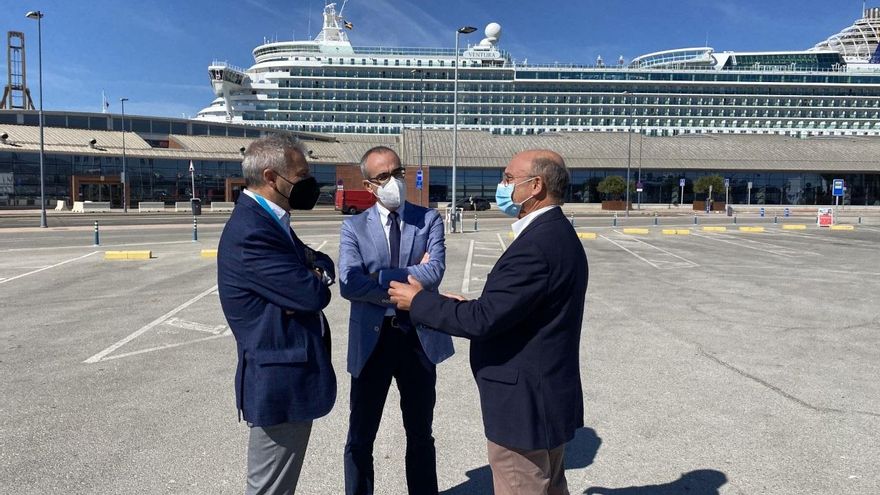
{"left": 514, "top": 149, "right": 570, "bottom": 204}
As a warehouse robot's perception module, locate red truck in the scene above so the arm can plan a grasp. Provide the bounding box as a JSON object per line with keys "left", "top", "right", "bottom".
{"left": 335, "top": 189, "right": 376, "bottom": 214}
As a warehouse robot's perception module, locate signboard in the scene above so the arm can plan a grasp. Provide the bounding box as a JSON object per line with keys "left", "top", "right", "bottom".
{"left": 636, "top": 181, "right": 643, "bottom": 193}
{"left": 817, "top": 207, "right": 834, "bottom": 227}
{"left": 832, "top": 179, "right": 844, "bottom": 197}
{"left": 416, "top": 169, "right": 423, "bottom": 190}
{"left": 724, "top": 178, "right": 730, "bottom": 189}
{"left": 679, "top": 178, "right": 685, "bottom": 187}
{"left": 747, "top": 181, "right": 753, "bottom": 189}
{"left": 784, "top": 207, "right": 790, "bottom": 217}
{"left": 759, "top": 207, "right": 765, "bottom": 217}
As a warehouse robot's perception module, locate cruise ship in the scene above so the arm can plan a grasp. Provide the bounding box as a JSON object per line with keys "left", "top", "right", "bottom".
{"left": 196, "top": 3, "right": 880, "bottom": 138}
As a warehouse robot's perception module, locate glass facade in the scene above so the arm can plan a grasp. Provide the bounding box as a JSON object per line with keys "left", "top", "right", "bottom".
{"left": 428, "top": 166, "right": 880, "bottom": 206}
{"left": 0, "top": 151, "right": 337, "bottom": 207}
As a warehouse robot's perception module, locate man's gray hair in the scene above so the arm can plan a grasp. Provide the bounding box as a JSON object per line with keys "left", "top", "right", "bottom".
{"left": 531, "top": 155, "right": 570, "bottom": 204}
{"left": 242, "top": 134, "right": 308, "bottom": 186}
{"left": 358, "top": 146, "right": 400, "bottom": 178}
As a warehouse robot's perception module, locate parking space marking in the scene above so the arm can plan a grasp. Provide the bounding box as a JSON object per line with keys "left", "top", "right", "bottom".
{"left": 601, "top": 233, "right": 698, "bottom": 270}
{"left": 164, "top": 317, "right": 227, "bottom": 335}
{"left": 692, "top": 231, "right": 818, "bottom": 258}
{"left": 461, "top": 240, "right": 475, "bottom": 294}
{"left": 496, "top": 233, "right": 507, "bottom": 250}
{"left": 0, "top": 251, "right": 100, "bottom": 286}
{"left": 98, "top": 330, "right": 232, "bottom": 363}
{"left": 84, "top": 284, "right": 219, "bottom": 364}
{"left": 1, "top": 240, "right": 204, "bottom": 253}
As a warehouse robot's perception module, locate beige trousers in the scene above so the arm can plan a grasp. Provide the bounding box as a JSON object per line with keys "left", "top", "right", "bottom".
{"left": 487, "top": 439, "right": 569, "bottom": 495}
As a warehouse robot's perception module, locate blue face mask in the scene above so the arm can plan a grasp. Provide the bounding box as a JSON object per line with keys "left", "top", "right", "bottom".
{"left": 495, "top": 177, "right": 536, "bottom": 217}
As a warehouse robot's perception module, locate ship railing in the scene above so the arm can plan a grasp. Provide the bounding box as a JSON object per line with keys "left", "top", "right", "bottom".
{"left": 211, "top": 60, "right": 248, "bottom": 74}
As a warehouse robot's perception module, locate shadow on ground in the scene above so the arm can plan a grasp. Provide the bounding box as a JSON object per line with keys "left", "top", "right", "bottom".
{"left": 584, "top": 469, "right": 728, "bottom": 495}
{"left": 441, "top": 427, "right": 601, "bottom": 494}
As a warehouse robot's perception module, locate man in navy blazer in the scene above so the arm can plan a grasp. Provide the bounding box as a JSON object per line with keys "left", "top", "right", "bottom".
{"left": 218, "top": 135, "right": 336, "bottom": 495}
{"left": 339, "top": 146, "right": 453, "bottom": 495}
{"left": 390, "top": 150, "right": 588, "bottom": 495}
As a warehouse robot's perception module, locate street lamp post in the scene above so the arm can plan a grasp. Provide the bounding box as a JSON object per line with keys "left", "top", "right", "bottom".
{"left": 624, "top": 91, "right": 633, "bottom": 217}
{"left": 637, "top": 123, "right": 643, "bottom": 210}
{"left": 25, "top": 11, "right": 47, "bottom": 228}
{"left": 451, "top": 25, "right": 477, "bottom": 233}
{"left": 412, "top": 69, "right": 425, "bottom": 206}
{"left": 120, "top": 97, "right": 129, "bottom": 213}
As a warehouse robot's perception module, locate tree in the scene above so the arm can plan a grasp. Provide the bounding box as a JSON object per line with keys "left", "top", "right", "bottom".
{"left": 693, "top": 175, "right": 725, "bottom": 201}
{"left": 597, "top": 175, "right": 635, "bottom": 201}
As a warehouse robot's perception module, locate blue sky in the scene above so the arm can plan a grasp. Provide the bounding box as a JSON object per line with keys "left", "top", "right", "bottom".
{"left": 0, "top": 0, "right": 871, "bottom": 119}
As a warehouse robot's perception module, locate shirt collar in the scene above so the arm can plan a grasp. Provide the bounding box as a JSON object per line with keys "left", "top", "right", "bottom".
{"left": 375, "top": 200, "right": 405, "bottom": 225}
{"left": 243, "top": 189, "right": 288, "bottom": 222}
{"left": 511, "top": 205, "right": 559, "bottom": 239}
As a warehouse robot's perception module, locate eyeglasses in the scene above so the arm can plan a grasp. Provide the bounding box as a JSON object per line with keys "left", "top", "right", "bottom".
{"left": 366, "top": 167, "right": 406, "bottom": 185}
{"left": 501, "top": 173, "right": 536, "bottom": 186}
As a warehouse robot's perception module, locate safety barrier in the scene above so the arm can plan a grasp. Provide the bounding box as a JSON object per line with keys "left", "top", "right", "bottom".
{"left": 72, "top": 201, "right": 111, "bottom": 213}
{"left": 138, "top": 202, "right": 165, "bottom": 212}
{"left": 174, "top": 201, "right": 192, "bottom": 213}
{"left": 702, "top": 226, "right": 727, "bottom": 232}
{"left": 739, "top": 226, "right": 765, "bottom": 233}
{"left": 104, "top": 250, "right": 152, "bottom": 260}
{"left": 211, "top": 202, "right": 235, "bottom": 212}
{"left": 54, "top": 200, "right": 66, "bottom": 211}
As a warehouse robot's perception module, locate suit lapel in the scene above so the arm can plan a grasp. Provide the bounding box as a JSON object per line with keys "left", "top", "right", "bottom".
{"left": 366, "top": 206, "right": 390, "bottom": 268}
{"left": 240, "top": 194, "right": 303, "bottom": 261}
{"left": 399, "top": 203, "right": 417, "bottom": 268}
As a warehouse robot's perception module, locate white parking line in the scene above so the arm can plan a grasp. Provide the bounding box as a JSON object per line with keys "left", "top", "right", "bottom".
{"left": 84, "top": 284, "right": 218, "bottom": 364}
{"left": 99, "top": 330, "right": 232, "bottom": 362}
{"left": 164, "top": 317, "right": 227, "bottom": 335}
{"left": 601, "top": 234, "right": 698, "bottom": 269}
{"left": 461, "top": 240, "right": 475, "bottom": 294}
{"left": 496, "top": 233, "right": 507, "bottom": 250}
{"left": 314, "top": 240, "right": 328, "bottom": 251}
{"left": 0, "top": 251, "right": 99, "bottom": 286}
{"left": 692, "top": 231, "right": 817, "bottom": 257}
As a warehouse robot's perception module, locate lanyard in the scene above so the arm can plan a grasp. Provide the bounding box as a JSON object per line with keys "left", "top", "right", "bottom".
{"left": 251, "top": 192, "right": 290, "bottom": 236}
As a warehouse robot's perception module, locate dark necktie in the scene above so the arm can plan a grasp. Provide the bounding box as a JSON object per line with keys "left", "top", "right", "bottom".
{"left": 388, "top": 211, "right": 400, "bottom": 269}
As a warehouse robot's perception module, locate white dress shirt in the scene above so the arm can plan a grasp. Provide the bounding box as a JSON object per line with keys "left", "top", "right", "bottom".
{"left": 511, "top": 205, "right": 559, "bottom": 239}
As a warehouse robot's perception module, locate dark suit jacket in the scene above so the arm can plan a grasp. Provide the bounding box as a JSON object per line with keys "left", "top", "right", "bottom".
{"left": 217, "top": 193, "right": 337, "bottom": 426}
{"left": 410, "top": 207, "right": 588, "bottom": 450}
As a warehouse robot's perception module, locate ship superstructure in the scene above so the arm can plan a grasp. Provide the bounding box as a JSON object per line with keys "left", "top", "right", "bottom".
{"left": 196, "top": 4, "right": 880, "bottom": 138}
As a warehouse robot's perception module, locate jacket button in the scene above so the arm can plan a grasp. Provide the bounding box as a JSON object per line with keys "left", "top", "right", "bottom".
{"left": 374, "top": 326, "right": 380, "bottom": 331}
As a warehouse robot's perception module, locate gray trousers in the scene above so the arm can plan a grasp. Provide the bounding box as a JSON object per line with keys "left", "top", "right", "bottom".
{"left": 246, "top": 421, "right": 313, "bottom": 495}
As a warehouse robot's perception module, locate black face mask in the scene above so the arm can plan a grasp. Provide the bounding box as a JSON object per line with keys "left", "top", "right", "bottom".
{"left": 276, "top": 175, "right": 320, "bottom": 210}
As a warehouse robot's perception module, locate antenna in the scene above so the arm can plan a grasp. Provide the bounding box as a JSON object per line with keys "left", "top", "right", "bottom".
{"left": 340, "top": 0, "right": 348, "bottom": 16}
{"left": 307, "top": 0, "right": 312, "bottom": 39}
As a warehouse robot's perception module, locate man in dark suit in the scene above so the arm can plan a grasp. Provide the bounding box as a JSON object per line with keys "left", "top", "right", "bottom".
{"left": 218, "top": 134, "right": 336, "bottom": 495}
{"left": 389, "top": 150, "right": 588, "bottom": 495}
{"left": 339, "top": 146, "right": 453, "bottom": 495}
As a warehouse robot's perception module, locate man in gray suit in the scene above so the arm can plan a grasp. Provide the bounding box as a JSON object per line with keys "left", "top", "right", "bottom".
{"left": 338, "top": 146, "right": 453, "bottom": 495}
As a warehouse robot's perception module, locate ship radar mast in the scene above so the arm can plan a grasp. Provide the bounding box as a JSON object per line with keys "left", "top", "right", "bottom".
{"left": 314, "top": 2, "right": 350, "bottom": 44}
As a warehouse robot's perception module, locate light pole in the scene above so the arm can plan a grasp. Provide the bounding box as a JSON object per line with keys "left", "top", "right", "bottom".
{"left": 451, "top": 25, "right": 476, "bottom": 233}
{"left": 624, "top": 91, "right": 633, "bottom": 217}
{"left": 120, "top": 97, "right": 129, "bottom": 213}
{"left": 412, "top": 69, "right": 425, "bottom": 206}
{"left": 25, "top": 11, "right": 47, "bottom": 228}
{"left": 637, "top": 122, "right": 643, "bottom": 210}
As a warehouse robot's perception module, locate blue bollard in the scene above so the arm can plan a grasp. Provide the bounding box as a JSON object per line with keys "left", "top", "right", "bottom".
{"left": 93, "top": 220, "right": 100, "bottom": 246}
{"left": 193, "top": 217, "right": 198, "bottom": 242}
{"left": 653, "top": 216, "right": 659, "bottom": 226}
{"left": 693, "top": 215, "right": 698, "bottom": 225}
{"left": 774, "top": 216, "right": 778, "bottom": 224}
{"left": 474, "top": 212, "right": 478, "bottom": 232}
{"left": 734, "top": 215, "right": 737, "bottom": 224}
{"left": 612, "top": 214, "right": 617, "bottom": 227}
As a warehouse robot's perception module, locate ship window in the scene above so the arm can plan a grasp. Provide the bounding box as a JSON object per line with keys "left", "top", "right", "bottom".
{"left": 417, "top": 60, "right": 422, "bottom": 66}
{"left": 406, "top": 60, "right": 411, "bottom": 66}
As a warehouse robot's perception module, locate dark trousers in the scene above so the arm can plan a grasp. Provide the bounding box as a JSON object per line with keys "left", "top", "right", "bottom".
{"left": 344, "top": 319, "right": 438, "bottom": 495}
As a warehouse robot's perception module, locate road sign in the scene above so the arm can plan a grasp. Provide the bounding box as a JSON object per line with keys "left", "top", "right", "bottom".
{"left": 818, "top": 207, "right": 833, "bottom": 226}
{"left": 747, "top": 181, "right": 753, "bottom": 189}
{"left": 679, "top": 178, "right": 685, "bottom": 187}
{"left": 832, "top": 179, "right": 844, "bottom": 197}
{"left": 636, "top": 181, "right": 643, "bottom": 193}
{"left": 724, "top": 178, "right": 730, "bottom": 188}
{"left": 784, "top": 207, "right": 790, "bottom": 217}
{"left": 759, "top": 207, "right": 765, "bottom": 217}
{"left": 416, "top": 169, "right": 423, "bottom": 190}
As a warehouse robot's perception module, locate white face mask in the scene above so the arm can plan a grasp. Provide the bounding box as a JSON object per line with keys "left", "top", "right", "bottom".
{"left": 373, "top": 177, "right": 406, "bottom": 210}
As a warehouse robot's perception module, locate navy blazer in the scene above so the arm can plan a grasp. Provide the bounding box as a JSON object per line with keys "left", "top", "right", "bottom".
{"left": 217, "top": 193, "right": 337, "bottom": 426}
{"left": 410, "top": 207, "right": 588, "bottom": 450}
{"left": 339, "top": 202, "right": 454, "bottom": 377}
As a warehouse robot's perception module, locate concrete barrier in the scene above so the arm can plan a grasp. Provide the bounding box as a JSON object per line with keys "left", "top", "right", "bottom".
{"left": 210, "top": 201, "right": 235, "bottom": 212}
{"left": 739, "top": 226, "right": 765, "bottom": 233}
{"left": 174, "top": 201, "right": 192, "bottom": 213}
{"left": 72, "top": 201, "right": 111, "bottom": 213}
{"left": 138, "top": 202, "right": 165, "bottom": 213}
{"left": 576, "top": 232, "right": 597, "bottom": 240}
{"left": 54, "top": 200, "right": 67, "bottom": 211}
{"left": 702, "top": 226, "right": 727, "bottom": 232}
{"left": 830, "top": 225, "right": 855, "bottom": 231}
{"left": 104, "top": 250, "right": 152, "bottom": 260}
{"left": 200, "top": 249, "right": 218, "bottom": 258}
{"left": 782, "top": 224, "right": 807, "bottom": 230}
{"left": 662, "top": 229, "right": 691, "bottom": 235}
{"left": 622, "top": 228, "right": 650, "bottom": 235}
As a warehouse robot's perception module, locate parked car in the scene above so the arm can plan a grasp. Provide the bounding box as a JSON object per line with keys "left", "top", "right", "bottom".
{"left": 453, "top": 197, "right": 491, "bottom": 211}
{"left": 335, "top": 189, "right": 376, "bottom": 214}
